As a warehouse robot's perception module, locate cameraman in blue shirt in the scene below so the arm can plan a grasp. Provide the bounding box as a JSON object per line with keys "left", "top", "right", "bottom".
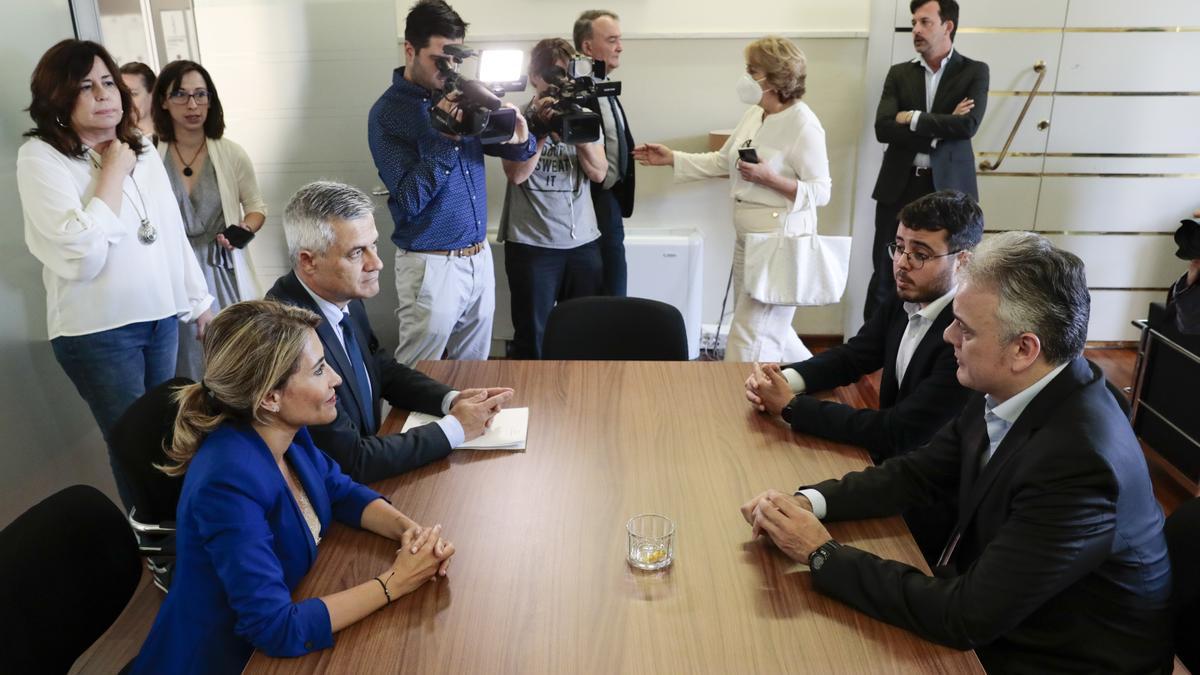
{"left": 369, "top": 0, "right": 536, "bottom": 365}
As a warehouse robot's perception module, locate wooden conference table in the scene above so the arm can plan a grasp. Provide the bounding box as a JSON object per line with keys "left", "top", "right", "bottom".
{"left": 246, "top": 361, "right": 982, "bottom": 674}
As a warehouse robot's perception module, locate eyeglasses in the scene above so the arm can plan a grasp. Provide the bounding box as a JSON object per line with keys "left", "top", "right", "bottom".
{"left": 167, "top": 89, "right": 210, "bottom": 106}
{"left": 887, "top": 243, "right": 959, "bottom": 270}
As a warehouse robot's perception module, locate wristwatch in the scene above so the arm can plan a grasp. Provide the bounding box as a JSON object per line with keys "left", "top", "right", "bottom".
{"left": 808, "top": 539, "right": 842, "bottom": 571}
{"left": 781, "top": 400, "right": 796, "bottom": 424}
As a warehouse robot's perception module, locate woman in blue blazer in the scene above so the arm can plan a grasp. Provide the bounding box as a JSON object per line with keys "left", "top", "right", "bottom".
{"left": 133, "top": 300, "right": 455, "bottom": 674}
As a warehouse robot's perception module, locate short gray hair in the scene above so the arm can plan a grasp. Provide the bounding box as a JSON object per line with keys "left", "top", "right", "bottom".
{"left": 573, "top": 9, "right": 619, "bottom": 51}
{"left": 958, "top": 231, "right": 1090, "bottom": 364}
{"left": 283, "top": 181, "right": 375, "bottom": 264}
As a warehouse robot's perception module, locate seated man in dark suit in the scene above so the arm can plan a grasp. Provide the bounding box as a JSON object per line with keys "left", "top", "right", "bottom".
{"left": 741, "top": 231, "right": 1173, "bottom": 673}
{"left": 746, "top": 190, "right": 982, "bottom": 464}
{"left": 746, "top": 190, "right": 983, "bottom": 562}
{"left": 269, "top": 181, "right": 512, "bottom": 483}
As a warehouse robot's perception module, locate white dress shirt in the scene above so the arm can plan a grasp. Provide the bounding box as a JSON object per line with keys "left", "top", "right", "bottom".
{"left": 980, "top": 362, "right": 1069, "bottom": 469}
{"left": 909, "top": 49, "right": 954, "bottom": 169}
{"left": 781, "top": 287, "right": 956, "bottom": 394}
{"left": 17, "top": 137, "right": 213, "bottom": 339}
{"left": 895, "top": 287, "right": 956, "bottom": 384}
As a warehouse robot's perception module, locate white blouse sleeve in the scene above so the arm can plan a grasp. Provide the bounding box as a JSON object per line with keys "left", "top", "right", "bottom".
{"left": 786, "top": 109, "right": 832, "bottom": 214}
{"left": 17, "top": 148, "right": 127, "bottom": 282}
{"left": 672, "top": 127, "right": 738, "bottom": 183}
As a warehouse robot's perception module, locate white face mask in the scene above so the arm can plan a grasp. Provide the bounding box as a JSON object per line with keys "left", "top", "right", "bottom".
{"left": 736, "top": 73, "right": 766, "bottom": 105}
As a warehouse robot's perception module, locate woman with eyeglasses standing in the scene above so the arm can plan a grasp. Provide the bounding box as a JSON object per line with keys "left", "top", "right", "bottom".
{"left": 16, "top": 40, "right": 214, "bottom": 510}
{"left": 152, "top": 60, "right": 267, "bottom": 380}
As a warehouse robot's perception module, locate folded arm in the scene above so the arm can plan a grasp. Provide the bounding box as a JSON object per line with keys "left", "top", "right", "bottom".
{"left": 913, "top": 63, "right": 990, "bottom": 140}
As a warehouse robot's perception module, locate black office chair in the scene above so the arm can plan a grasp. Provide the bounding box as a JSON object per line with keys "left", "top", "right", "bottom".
{"left": 541, "top": 296, "right": 690, "bottom": 361}
{"left": 1165, "top": 497, "right": 1200, "bottom": 673}
{"left": 0, "top": 485, "right": 142, "bottom": 674}
{"left": 110, "top": 377, "right": 190, "bottom": 591}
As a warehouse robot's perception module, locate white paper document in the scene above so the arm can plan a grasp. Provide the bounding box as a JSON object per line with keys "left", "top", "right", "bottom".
{"left": 400, "top": 407, "right": 529, "bottom": 451}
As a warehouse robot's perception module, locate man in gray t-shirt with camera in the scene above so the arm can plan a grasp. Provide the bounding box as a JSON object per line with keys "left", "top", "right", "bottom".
{"left": 498, "top": 38, "right": 609, "bottom": 358}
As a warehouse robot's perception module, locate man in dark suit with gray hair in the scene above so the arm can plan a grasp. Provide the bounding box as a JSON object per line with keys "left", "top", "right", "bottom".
{"left": 743, "top": 231, "right": 1173, "bottom": 673}
{"left": 268, "top": 181, "right": 512, "bottom": 483}
{"left": 865, "top": 0, "right": 989, "bottom": 321}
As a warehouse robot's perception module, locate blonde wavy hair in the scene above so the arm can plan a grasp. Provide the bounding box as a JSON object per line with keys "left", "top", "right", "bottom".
{"left": 745, "top": 36, "right": 807, "bottom": 102}
{"left": 159, "top": 300, "right": 321, "bottom": 476}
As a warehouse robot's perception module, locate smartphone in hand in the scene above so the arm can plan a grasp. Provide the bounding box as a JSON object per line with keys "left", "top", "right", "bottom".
{"left": 737, "top": 147, "right": 760, "bottom": 164}
{"left": 219, "top": 225, "right": 255, "bottom": 249}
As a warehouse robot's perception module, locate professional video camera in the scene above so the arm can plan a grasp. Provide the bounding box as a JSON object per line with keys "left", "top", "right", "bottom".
{"left": 527, "top": 57, "right": 622, "bottom": 145}
{"left": 430, "top": 45, "right": 528, "bottom": 144}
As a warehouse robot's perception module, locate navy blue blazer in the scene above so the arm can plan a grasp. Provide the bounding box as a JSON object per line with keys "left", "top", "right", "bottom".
{"left": 132, "top": 424, "right": 381, "bottom": 674}
{"left": 267, "top": 272, "right": 454, "bottom": 483}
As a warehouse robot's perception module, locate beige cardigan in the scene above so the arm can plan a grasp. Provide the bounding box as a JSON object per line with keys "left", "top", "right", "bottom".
{"left": 158, "top": 136, "right": 267, "bottom": 300}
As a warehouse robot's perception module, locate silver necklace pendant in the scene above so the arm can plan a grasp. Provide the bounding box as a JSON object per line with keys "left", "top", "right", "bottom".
{"left": 137, "top": 218, "right": 157, "bottom": 245}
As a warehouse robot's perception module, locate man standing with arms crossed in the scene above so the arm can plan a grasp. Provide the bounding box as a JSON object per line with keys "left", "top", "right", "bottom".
{"left": 574, "top": 9, "right": 635, "bottom": 296}
{"left": 369, "top": 0, "right": 536, "bottom": 365}
{"left": 864, "top": 0, "right": 988, "bottom": 321}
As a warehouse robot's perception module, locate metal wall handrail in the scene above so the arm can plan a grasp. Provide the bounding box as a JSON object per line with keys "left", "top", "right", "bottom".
{"left": 979, "top": 61, "right": 1047, "bottom": 172}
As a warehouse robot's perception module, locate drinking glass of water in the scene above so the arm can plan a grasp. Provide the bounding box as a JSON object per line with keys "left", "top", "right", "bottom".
{"left": 626, "top": 513, "right": 675, "bottom": 571}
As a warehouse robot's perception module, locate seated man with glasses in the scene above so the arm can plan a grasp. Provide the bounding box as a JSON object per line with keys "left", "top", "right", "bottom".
{"left": 745, "top": 189, "right": 982, "bottom": 561}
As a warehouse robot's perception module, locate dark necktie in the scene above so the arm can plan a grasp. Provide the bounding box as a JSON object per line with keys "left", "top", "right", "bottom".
{"left": 339, "top": 312, "right": 375, "bottom": 433}
{"left": 608, "top": 96, "right": 628, "bottom": 178}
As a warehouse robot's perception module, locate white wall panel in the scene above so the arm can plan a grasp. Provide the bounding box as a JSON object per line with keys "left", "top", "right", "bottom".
{"left": 1057, "top": 33, "right": 1200, "bottom": 92}
{"left": 437, "top": 0, "right": 868, "bottom": 38}
{"left": 1066, "top": 2, "right": 1200, "bottom": 28}
{"left": 1044, "top": 96, "right": 1200, "bottom": 154}
{"left": 1043, "top": 234, "right": 1181, "bottom": 288}
{"left": 892, "top": 0, "right": 1068, "bottom": 29}
{"left": 931, "top": 34, "right": 1063, "bottom": 92}
{"left": 972, "top": 95, "right": 1053, "bottom": 155}
{"left": 1042, "top": 156, "right": 1200, "bottom": 174}
{"left": 197, "top": 0, "right": 867, "bottom": 346}
{"left": 978, "top": 176, "right": 1040, "bottom": 231}
{"left": 1089, "top": 291, "right": 1162, "bottom": 341}
{"left": 1035, "top": 177, "right": 1200, "bottom": 233}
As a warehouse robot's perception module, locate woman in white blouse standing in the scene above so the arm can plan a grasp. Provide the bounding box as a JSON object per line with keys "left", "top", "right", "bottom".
{"left": 633, "top": 36, "right": 831, "bottom": 362}
{"left": 152, "top": 59, "right": 267, "bottom": 380}
{"left": 16, "top": 39, "right": 213, "bottom": 509}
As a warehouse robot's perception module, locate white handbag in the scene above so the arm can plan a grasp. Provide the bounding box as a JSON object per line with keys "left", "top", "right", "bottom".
{"left": 740, "top": 204, "right": 852, "bottom": 307}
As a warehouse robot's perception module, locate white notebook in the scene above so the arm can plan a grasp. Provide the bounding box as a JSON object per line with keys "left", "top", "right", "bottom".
{"left": 400, "top": 407, "right": 529, "bottom": 451}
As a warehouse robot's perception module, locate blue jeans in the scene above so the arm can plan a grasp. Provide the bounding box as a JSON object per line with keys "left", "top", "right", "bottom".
{"left": 51, "top": 316, "right": 179, "bottom": 510}
{"left": 504, "top": 240, "right": 603, "bottom": 359}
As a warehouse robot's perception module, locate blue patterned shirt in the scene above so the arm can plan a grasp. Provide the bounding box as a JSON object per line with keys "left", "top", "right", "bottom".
{"left": 368, "top": 67, "right": 537, "bottom": 251}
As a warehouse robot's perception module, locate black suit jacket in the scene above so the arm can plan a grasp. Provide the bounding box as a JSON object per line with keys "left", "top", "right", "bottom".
{"left": 805, "top": 357, "right": 1173, "bottom": 673}
{"left": 784, "top": 298, "right": 968, "bottom": 462}
{"left": 872, "top": 51, "right": 989, "bottom": 205}
{"left": 587, "top": 93, "right": 635, "bottom": 217}
{"left": 267, "top": 272, "right": 454, "bottom": 483}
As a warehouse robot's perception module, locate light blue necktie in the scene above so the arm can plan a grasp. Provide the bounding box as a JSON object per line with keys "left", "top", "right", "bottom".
{"left": 980, "top": 408, "right": 1010, "bottom": 471}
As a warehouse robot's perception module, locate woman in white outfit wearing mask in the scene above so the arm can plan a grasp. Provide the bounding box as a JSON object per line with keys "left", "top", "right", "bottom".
{"left": 633, "top": 36, "right": 831, "bottom": 362}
